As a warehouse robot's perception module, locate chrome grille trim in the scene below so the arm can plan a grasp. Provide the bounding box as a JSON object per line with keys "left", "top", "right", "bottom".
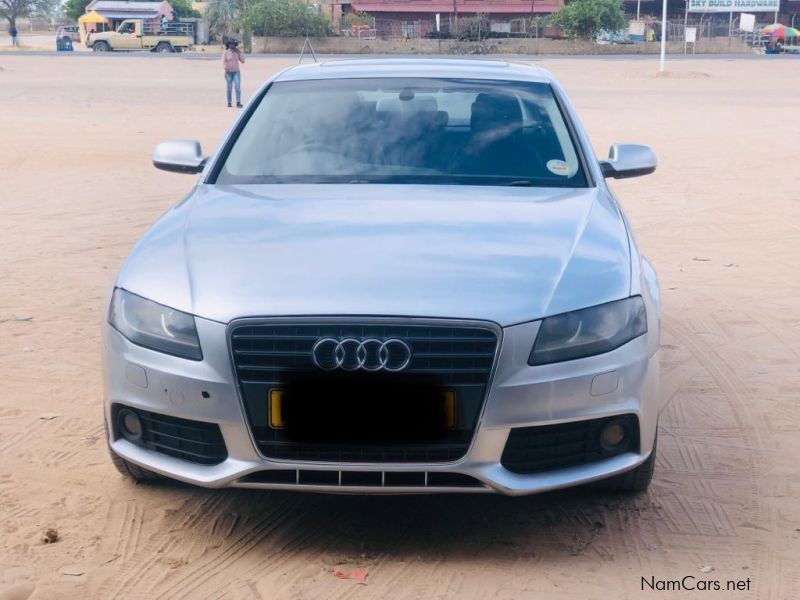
{"left": 226, "top": 316, "right": 503, "bottom": 464}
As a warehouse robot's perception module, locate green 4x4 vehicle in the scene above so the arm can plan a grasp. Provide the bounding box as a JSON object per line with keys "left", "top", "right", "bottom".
{"left": 87, "top": 19, "right": 193, "bottom": 53}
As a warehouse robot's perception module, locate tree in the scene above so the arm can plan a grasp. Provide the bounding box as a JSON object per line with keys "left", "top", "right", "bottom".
{"left": 458, "top": 13, "right": 490, "bottom": 41}
{"left": 63, "top": 0, "right": 90, "bottom": 22}
{"left": 342, "top": 10, "right": 373, "bottom": 30}
{"left": 1, "top": 0, "right": 52, "bottom": 29}
{"left": 205, "top": 0, "right": 241, "bottom": 39}
{"left": 551, "top": 0, "right": 626, "bottom": 40}
{"left": 240, "top": 0, "right": 330, "bottom": 37}
{"left": 170, "top": 0, "right": 201, "bottom": 19}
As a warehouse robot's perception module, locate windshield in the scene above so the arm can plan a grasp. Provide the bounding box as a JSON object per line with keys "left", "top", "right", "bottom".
{"left": 214, "top": 77, "right": 588, "bottom": 188}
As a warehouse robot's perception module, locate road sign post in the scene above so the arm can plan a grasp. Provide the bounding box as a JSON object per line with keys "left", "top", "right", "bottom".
{"left": 684, "top": 26, "right": 697, "bottom": 54}
{"left": 659, "top": 0, "right": 668, "bottom": 71}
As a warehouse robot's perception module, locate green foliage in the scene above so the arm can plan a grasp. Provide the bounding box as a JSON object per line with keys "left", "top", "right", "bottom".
{"left": 342, "top": 10, "right": 373, "bottom": 29}
{"left": 204, "top": 0, "right": 240, "bottom": 38}
{"left": 170, "top": 0, "right": 201, "bottom": 19}
{"left": 241, "top": 0, "right": 330, "bottom": 37}
{"left": 552, "top": 0, "right": 626, "bottom": 40}
{"left": 63, "top": 0, "right": 91, "bottom": 22}
{"left": 1, "top": 0, "right": 54, "bottom": 27}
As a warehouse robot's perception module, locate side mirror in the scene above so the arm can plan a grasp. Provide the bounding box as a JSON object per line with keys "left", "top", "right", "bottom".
{"left": 599, "top": 144, "right": 657, "bottom": 179}
{"left": 152, "top": 140, "right": 207, "bottom": 174}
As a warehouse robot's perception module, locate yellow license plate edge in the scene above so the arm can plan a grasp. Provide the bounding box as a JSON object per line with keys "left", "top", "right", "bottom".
{"left": 268, "top": 389, "right": 286, "bottom": 429}
{"left": 442, "top": 390, "right": 456, "bottom": 430}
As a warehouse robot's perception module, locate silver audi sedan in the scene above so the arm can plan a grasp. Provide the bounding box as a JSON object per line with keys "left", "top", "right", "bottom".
{"left": 104, "top": 59, "right": 662, "bottom": 495}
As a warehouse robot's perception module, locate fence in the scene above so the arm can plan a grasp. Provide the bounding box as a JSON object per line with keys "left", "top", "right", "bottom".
{"left": 347, "top": 15, "right": 551, "bottom": 41}
{"left": 664, "top": 15, "right": 786, "bottom": 47}
{"left": 1, "top": 18, "right": 63, "bottom": 33}
{"left": 343, "top": 12, "right": 782, "bottom": 43}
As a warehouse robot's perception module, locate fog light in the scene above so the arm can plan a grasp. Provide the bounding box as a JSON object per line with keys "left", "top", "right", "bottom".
{"left": 118, "top": 408, "right": 143, "bottom": 441}
{"left": 600, "top": 419, "right": 627, "bottom": 451}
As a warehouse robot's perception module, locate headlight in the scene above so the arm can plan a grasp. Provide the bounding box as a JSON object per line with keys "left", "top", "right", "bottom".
{"left": 529, "top": 296, "right": 647, "bottom": 365}
{"left": 108, "top": 288, "right": 202, "bottom": 360}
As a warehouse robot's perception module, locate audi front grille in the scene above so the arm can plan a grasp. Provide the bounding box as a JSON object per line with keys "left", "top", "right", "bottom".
{"left": 228, "top": 320, "right": 499, "bottom": 463}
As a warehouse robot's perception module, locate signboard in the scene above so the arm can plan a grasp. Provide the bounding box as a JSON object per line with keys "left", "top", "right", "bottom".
{"left": 629, "top": 21, "right": 646, "bottom": 36}
{"left": 688, "top": 0, "right": 779, "bottom": 13}
{"left": 739, "top": 13, "right": 756, "bottom": 31}
{"left": 685, "top": 27, "right": 697, "bottom": 42}
{"left": 628, "top": 20, "right": 645, "bottom": 42}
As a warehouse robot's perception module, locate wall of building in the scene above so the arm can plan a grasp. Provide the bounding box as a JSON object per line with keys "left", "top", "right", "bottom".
{"left": 254, "top": 35, "right": 751, "bottom": 54}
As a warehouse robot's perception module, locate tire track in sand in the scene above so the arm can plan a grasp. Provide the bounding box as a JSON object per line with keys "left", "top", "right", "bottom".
{"left": 153, "top": 492, "right": 319, "bottom": 600}
{"left": 110, "top": 492, "right": 233, "bottom": 600}
{"left": 662, "top": 315, "right": 772, "bottom": 593}
{"left": 94, "top": 491, "right": 230, "bottom": 599}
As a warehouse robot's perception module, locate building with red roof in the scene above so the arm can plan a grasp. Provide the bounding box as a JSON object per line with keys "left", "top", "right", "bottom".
{"left": 342, "top": 0, "right": 564, "bottom": 38}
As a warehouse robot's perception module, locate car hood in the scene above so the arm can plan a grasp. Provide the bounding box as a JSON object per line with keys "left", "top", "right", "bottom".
{"left": 118, "top": 184, "right": 631, "bottom": 326}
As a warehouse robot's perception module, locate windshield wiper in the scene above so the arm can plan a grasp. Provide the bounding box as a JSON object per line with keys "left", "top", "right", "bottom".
{"left": 505, "top": 180, "right": 536, "bottom": 187}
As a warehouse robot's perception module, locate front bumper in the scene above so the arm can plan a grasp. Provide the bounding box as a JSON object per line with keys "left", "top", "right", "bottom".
{"left": 103, "top": 317, "right": 661, "bottom": 496}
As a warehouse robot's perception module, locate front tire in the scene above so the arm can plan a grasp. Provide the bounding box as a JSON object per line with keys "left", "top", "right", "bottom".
{"left": 108, "top": 444, "right": 163, "bottom": 482}
{"left": 92, "top": 41, "right": 110, "bottom": 52}
{"left": 598, "top": 433, "right": 657, "bottom": 492}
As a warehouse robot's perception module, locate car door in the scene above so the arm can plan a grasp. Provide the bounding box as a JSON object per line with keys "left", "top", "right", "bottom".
{"left": 114, "top": 20, "right": 142, "bottom": 50}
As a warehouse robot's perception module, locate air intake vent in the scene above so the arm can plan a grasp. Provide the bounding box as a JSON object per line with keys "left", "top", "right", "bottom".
{"left": 238, "top": 469, "right": 485, "bottom": 489}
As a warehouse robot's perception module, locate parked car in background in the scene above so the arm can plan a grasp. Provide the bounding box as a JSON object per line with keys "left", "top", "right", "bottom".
{"left": 87, "top": 19, "right": 193, "bottom": 53}
{"left": 56, "top": 25, "right": 80, "bottom": 43}
{"left": 104, "top": 59, "right": 662, "bottom": 497}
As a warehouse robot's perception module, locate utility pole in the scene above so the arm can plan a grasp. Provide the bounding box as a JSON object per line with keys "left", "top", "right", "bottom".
{"left": 453, "top": 0, "right": 458, "bottom": 35}
{"left": 659, "top": 0, "right": 668, "bottom": 71}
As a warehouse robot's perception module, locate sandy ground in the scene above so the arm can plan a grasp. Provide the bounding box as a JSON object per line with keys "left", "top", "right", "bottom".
{"left": 0, "top": 33, "right": 76, "bottom": 52}
{"left": 0, "top": 32, "right": 228, "bottom": 53}
{"left": 0, "top": 54, "right": 799, "bottom": 599}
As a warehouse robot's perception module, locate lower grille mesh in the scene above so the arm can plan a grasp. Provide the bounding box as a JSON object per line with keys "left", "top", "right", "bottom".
{"left": 113, "top": 405, "right": 227, "bottom": 465}
{"left": 239, "top": 469, "right": 485, "bottom": 489}
{"left": 501, "top": 415, "right": 639, "bottom": 474}
{"left": 257, "top": 442, "right": 467, "bottom": 463}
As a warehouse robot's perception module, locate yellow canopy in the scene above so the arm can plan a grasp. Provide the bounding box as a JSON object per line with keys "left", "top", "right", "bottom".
{"left": 78, "top": 10, "right": 108, "bottom": 24}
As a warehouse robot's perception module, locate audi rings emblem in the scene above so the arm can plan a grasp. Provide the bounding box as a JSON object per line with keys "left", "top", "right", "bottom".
{"left": 311, "top": 337, "right": 412, "bottom": 372}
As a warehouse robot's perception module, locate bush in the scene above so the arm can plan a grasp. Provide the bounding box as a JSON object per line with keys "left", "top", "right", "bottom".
{"left": 552, "top": 0, "right": 626, "bottom": 40}
{"left": 457, "top": 13, "right": 490, "bottom": 41}
{"left": 342, "top": 11, "right": 373, "bottom": 29}
{"left": 241, "top": 0, "right": 331, "bottom": 37}
{"left": 63, "top": 0, "right": 91, "bottom": 22}
{"left": 170, "top": 0, "right": 201, "bottom": 19}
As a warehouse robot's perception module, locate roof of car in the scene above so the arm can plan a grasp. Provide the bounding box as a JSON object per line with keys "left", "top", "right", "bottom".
{"left": 274, "top": 59, "right": 555, "bottom": 84}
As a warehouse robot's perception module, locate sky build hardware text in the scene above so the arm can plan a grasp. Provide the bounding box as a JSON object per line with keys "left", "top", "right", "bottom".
{"left": 642, "top": 576, "right": 752, "bottom": 592}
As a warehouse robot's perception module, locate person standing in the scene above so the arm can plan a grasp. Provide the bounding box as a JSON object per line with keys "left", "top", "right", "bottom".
{"left": 222, "top": 40, "right": 245, "bottom": 108}
{"left": 9, "top": 24, "right": 18, "bottom": 47}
